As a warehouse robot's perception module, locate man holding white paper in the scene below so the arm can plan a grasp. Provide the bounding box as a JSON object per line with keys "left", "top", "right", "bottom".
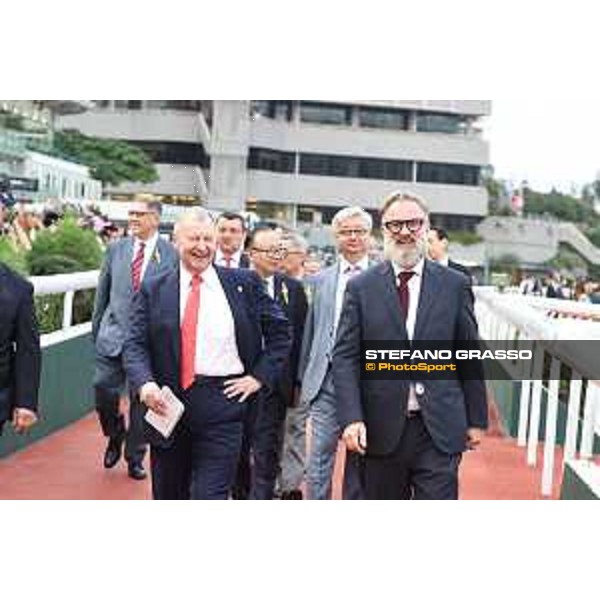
{"left": 124, "top": 208, "right": 291, "bottom": 500}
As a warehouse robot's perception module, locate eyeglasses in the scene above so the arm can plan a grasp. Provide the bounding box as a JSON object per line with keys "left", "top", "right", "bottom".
{"left": 382, "top": 219, "right": 425, "bottom": 235}
{"left": 252, "top": 247, "right": 288, "bottom": 259}
{"left": 128, "top": 210, "right": 154, "bottom": 218}
{"left": 336, "top": 228, "right": 369, "bottom": 238}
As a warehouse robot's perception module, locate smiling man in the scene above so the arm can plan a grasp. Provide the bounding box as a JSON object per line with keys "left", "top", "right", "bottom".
{"left": 332, "top": 192, "right": 488, "bottom": 500}
{"left": 124, "top": 209, "right": 291, "bottom": 500}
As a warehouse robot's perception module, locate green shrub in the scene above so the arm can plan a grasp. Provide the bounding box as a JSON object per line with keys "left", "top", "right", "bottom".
{"left": 0, "top": 238, "right": 27, "bottom": 275}
{"left": 26, "top": 217, "right": 103, "bottom": 332}
{"left": 26, "top": 217, "right": 103, "bottom": 276}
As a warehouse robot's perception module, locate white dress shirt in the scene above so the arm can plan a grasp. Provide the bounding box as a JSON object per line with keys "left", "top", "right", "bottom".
{"left": 132, "top": 232, "right": 159, "bottom": 283}
{"left": 392, "top": 258, "right": 425, "bottom": 412}
{"left": 334, "top": 255, "right": 370, "bottom": 335}
{"left": 179, "top": 264, "right": 244, "bottom": 377}
{"left": 215, "top": 248, "right": 244, "bottom": 269}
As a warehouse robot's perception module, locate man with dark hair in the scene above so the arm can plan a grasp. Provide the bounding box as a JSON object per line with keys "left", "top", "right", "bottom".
{"left": 215, "top": 212, "right": 249, "bottom": 269}
{"left": 233, "top": 224, "right": 307, "bottom": 499}
{"left": 0, "top": 262, "right": 41, "bottom": 438}
{"left": 92, "top": 194, "right": 178, "bottom": 480}
{"left": 427, "top": 226, "right": 473, "bottom": 281}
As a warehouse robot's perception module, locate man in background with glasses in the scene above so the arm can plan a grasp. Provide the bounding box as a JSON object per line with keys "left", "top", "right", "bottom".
{"left": 233, "top": 224, "right": 308, "bottom": 499}
{"left": 298, "top": 206, "right": 374, "bottom": 500}
{"left": 92, "top": 194, "right": 178, "bottom": 481}
{"left": 333, "top": 192, "right": 487, "bottom": 500}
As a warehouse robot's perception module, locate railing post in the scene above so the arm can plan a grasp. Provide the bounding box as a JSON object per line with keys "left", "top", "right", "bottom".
{"left": 62, "top": 289, "right": 75, "bottom": 330}
{"left": 527, "top": 347, "right": 545, "bottom": 466}
{"left": 564, "top": 374, "right": 583, "bottom": 463}
{"left": 541, "top": 358, "right": 561, "bottom": 497}
{"left": 580, "top": 380, "right": 599, "bottom": 460}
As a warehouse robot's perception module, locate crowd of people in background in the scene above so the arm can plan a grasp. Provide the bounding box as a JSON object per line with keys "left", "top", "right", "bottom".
{"left": 518, "top": 270, "right": 600, "bottom": 303}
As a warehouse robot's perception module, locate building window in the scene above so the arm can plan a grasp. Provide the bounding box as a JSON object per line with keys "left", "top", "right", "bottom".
{"left": 248, "top": 147, "right": 295, "bottom": 173}
{"left": 300, "top": 152, "right": 412, "bottom": 181}
{"left": 127, "top": 100, "right": 142, "bottom": 110}
{"left": 358, "top": 107, "right": 409, "bottom": 130}
{"left": 416, "top": 112, "right": 467, "bottom": 134}
{"left": 300, "top": 102, "right": 352, "bottom": 126}
{"left": 94, "top": 101, "right": 110, "bottom": 108}
{"left": 114, "top": 100, "right": 129, "bottom": 110}
{"left": 251, "top": 101, "right": 293, "bottom": 121}
{"left": 417, "top": 162, "right": 481, "bottom": 186}
{"left": 144, "top": 100, "right": 201, "bottom": 111}
{"left": 126, "top": 140, "right": 210, "bottom": 167}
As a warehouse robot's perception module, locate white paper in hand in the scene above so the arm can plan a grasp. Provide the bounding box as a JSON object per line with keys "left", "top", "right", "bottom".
{"left": 144, "top": 386, "right": 185, "bottom": 439}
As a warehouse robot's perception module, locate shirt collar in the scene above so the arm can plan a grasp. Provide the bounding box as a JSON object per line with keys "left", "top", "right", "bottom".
{"left": 135, "top": 231, "right": 159, "bottom": 250}
{"left": 180, "top": 263, "right": 217, "bottom": 288}
{"left": 216, "top": 247, "right": 242, "bottom": 265}
{"left": 339, "top": 255, "right": 369, "bottom": 275}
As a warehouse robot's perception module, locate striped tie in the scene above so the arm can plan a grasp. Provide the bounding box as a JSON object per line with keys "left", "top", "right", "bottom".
{"left": 131, "top": 241, "right": 145, "bottom": 292}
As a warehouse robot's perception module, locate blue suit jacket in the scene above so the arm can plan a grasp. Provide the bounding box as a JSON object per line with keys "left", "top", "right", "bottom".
{"left": 124, "top": 265, "right": 292, "bottom": 445}
{"left": 332, "top": 259, "right": 488, "bottom": 456}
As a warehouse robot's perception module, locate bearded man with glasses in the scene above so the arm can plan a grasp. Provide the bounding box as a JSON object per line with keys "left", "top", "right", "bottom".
{"left": 332, "top": 192, "right": 487, "bottom": 500}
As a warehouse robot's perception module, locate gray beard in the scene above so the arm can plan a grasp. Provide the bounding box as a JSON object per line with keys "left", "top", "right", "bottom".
{"left": 384, "top": 237, "right": 425, "bottom": 269}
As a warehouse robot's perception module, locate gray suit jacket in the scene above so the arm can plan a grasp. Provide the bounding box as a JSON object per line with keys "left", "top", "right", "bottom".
{"left": 298, "top": 260, "right": 375, "bottom": 405}
{"left": 92, "top": 236, "right": 178, "bottom": 357}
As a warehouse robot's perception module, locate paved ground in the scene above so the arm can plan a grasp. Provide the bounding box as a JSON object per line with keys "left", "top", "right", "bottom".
{"left": 0, "top": 408, "right": 562, "bottom": 500}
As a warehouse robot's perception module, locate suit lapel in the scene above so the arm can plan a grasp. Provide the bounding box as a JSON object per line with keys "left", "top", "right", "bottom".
{"left": 413, "top": 260, "right": 443, "bottom": 340}
{"left": 377, "top": 261, "right": 409, "bottom": 339}
{"left": 163, "top": 268, "right": 181, "bottom": 367}
{"left": 216, "top": 267, "right": 247, "bottom": 351}
{"left": 321, "top": 265, "right": 338, "bottom": 331}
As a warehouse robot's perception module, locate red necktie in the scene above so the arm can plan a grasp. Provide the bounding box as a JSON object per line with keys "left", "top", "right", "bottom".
{"left": 180, "top": 274, "right": 202, "bottom": 390}
{"left": 398, "top": 271, "right": 415, "bottom": 321}
{"left": 131, "top": 241, "right": 145, "bottom": 292}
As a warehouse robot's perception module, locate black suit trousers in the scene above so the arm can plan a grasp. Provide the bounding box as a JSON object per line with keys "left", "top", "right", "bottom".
{"left": 150, "top": 377, "right": 247, "bottom": 500}
{"left": 364, "top": 414, "right": 462, "bottom": 500}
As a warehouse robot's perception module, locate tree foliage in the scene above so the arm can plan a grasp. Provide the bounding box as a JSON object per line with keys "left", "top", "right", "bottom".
{"left": 524, "top": 188, "right": 597, "bottom": 223}
{"left": 54, "top": 129, "right": 158, "bottom": 187}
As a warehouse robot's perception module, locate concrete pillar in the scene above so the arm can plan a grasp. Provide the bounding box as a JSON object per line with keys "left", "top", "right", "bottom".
{"left": 207, "top": 101, "right": 250, "bottom": 212}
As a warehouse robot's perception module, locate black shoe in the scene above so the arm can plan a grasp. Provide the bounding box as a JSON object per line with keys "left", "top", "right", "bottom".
{"left": 128, "top": 463, "right": 147, "bottom": 481}
{"left": 280, "top": 489, "right": 303, "bottom": 500}
{"left": 103, "top": 435, "right": 123, "bottom": 469}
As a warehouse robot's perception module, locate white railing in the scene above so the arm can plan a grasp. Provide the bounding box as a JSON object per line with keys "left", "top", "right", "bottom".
{"left": 31, "top": 270, "right": 100, "bottom": 348}
{"left": 475, "top": 287, "right": 600, "bottom": 497}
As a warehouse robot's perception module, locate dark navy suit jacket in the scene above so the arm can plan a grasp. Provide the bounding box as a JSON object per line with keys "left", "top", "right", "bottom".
{"left": 124, "top": 265, "right": 292, "bottom": 446}
{"left": 332, "top": 259, "right": 488, "bottom": 456}
{"left": 0, "top": 264, "right": 41, "bottom": 430}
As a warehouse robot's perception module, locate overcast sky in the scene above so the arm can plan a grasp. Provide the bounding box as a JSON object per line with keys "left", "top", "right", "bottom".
{"left": 485, "top": 98, "right": 600, "bottom": 194}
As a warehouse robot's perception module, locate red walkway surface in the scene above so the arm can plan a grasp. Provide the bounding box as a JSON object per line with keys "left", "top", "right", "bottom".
{"left": 0, "top": 405, "right": 562, "bottom": 500}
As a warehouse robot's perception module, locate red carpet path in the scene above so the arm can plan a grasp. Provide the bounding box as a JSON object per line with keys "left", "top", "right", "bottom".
{"left": 0, "top": 408, "right": 562, "bottom": 500}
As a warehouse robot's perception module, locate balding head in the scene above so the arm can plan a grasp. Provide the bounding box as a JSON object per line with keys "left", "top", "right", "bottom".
{"left": 174, "top": 208, "right": 217, "bottom": 274}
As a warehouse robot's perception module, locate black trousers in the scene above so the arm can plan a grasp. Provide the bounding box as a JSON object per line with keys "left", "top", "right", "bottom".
{"left": 150, "top": 377, "right": 247, "bottom": 500}
{"left": 364, "top": 414, "right": 462, "bottom": 500}
{"left": 94, "top": 352, "right": 146, "bottom": 466}
{"left": 233, "top": 389, "right": 287, "bottom": 500}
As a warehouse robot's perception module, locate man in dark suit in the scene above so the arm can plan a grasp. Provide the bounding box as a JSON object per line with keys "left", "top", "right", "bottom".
{"left": 124, "top": 209, "right": 291, "bottom": 500}
{"left": 92, "top": 194, "right": 178, "bottom": 480}
{"left": 215, "top": 212, "right": 250, "bottom": 269}
{"left": 0, "top": 263, "right": 41, "bottom": 437}
{"left": 333, "top": 192, "right": 488, "bottom": 500}
{"left": 427, "top": 226, "right": 473, "bottom": 281}
{"left": 233, "top": 224, "right": 308, "bottom": 499}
